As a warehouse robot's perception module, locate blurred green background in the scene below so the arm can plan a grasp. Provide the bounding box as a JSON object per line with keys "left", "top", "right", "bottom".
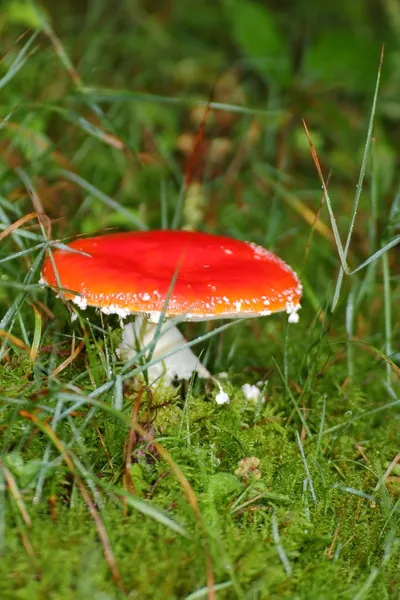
{"left": 1, "top": 0, "right": 399, "bottom": 239}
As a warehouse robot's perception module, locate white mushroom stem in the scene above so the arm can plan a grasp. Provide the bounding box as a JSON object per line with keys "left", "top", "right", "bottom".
{"left": 117, "top": 316, "right": 210, "bottom": 387}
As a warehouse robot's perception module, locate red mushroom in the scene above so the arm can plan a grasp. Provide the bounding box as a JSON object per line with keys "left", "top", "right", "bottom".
{"left": 41, "top": 230, "right": 302, "bottom": 385}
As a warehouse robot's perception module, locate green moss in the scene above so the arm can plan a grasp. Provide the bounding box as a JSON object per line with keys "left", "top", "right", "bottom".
{"left": 2, "top": 365, "right": 398, "bottom": 599}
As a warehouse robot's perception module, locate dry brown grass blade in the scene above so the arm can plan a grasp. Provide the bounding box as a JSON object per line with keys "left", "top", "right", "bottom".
{"left": 376, "top": 452, "right": 400, "bottom": 491}
{"left": 0, "top": 459, "right": 38, "bottom": 564}
{"left": 0, "top": 30, "right": 30, "bottom": 65}
{"left": 43, "top": 24, "right": 82, "bottom": 86}
{"left": 255, "top": 174, "right": 333, "bottom": 243}
{"left": 32, "top": 300, "right": 56, "bottom": 321}
{"left": 303, "top": 171, "right": 332, "bottom": 265}
{"left": 285, "top": 192, "right": 332, "bottom": 241}
{"left": 0, "top": 330, "right": 30, "bottom": 353}
{"left": 349, "top": 340, "right": 400, "bottom": 377}
{"left": 24, "top": 183, "right": 52, "bottom": 239}
{"left": 302, "top": 120, "right": 326, "bottom": 187}
{"left": 123, "top": 390, "right": 143, "bottom": 499}
{"left": 132, "top": 420, "right": 216, "bottom": 600}
{"left": 135, "top": 422, "right": 200, "bottom": 517}
{"left": 42, "top": 25, "right": 125, "bottom": 151}
{"left": 96, "top": 427, "right": 114, "bottom": 471}
{"left": 0, "top": 212, "right": 41, "bottom": 242}
{"left": 19, "top": 410, "right": 127, "bottom": 594}
{"left": 49, "top": 338, "right": 85, "bottom": 378}
{"left": 302, "top": 119, "right": 349, "bottom": 273}
{"left": 18, "top": 526, "right": 38, "bottom": 564}
{"left": 326, "top": 501, "right": 348, "bottom": 559}
{"left": 184, "top": 87, "right": 214, "bottom": 187}
{"left": 0, "top": 461, "right": 32, "bottom": 528}
{"left": 86, "top": 120, "right": 125, "bottom": 150}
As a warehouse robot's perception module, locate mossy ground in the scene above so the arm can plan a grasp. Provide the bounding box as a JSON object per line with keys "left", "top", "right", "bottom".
{"left": 1, "top": 338, "right": 399, "bottom": 598}
{"left": 1, "top": 1, "right": 399, "bottom": 598}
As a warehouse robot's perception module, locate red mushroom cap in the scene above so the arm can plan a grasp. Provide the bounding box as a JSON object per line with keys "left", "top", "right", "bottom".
{"left": 41, "top": 230, "right": 302, "bottom": 322}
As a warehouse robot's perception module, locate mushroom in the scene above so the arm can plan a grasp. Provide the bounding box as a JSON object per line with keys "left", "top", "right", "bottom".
{"left": 40, "top": 230, "right": 302, "bottom": 386}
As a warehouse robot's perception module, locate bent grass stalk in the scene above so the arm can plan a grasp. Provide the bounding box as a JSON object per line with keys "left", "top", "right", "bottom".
{"left": 331, "top": 46, "right": 385, "bottom": 312}
{"left": 303, "top": 47, "right": 399, "bottom": 316}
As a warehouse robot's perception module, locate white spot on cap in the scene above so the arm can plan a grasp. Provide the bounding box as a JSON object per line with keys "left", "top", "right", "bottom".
{"left": 234, "top": 301, "right": 242, "bottom": 312}
{"left": 142, "top": 293, "right": 151, "bottom": 301}
{"left": 73, "top": 295, "right": 88, "bottom": 310}
{"left": 101, "top": 304, "right": 131, "bottom": 319}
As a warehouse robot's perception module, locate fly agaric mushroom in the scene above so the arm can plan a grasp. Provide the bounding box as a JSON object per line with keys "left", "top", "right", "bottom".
{"left": 40, "top": 230, "right": 302, "bottom": 385}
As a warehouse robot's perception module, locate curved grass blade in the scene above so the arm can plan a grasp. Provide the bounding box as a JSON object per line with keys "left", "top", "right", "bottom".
{"left": 332, "top": 47, "right": 385, "bottom": 311}
{"left": 58, "top": 169, "right": 147, "bottom": 230}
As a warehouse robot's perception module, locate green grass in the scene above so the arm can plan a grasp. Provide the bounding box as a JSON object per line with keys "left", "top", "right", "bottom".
{"left": 1, "top": 1, "right": 399, "bottom": 598}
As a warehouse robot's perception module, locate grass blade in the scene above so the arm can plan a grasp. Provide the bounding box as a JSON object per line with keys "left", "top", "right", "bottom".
{"left": 58, "top": 169, "right": 147, "bottom": 230}
{"left": 332, "top": 47, "right": 385, "bottom": 311}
